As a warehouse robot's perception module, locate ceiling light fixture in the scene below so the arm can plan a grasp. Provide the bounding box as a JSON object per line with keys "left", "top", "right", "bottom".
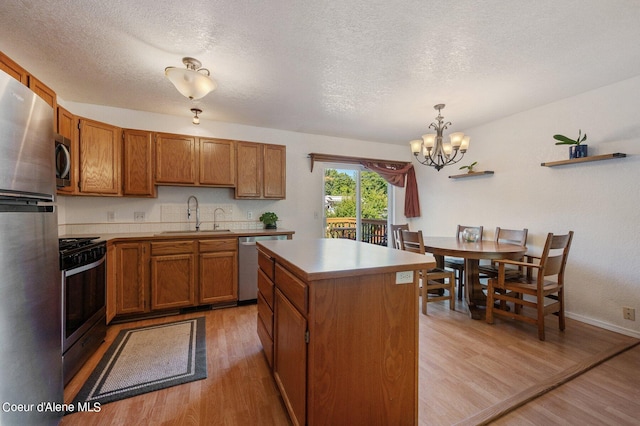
{"left": 165, "top": 57, "right": 217, "bottom": 100}
{"left": 409, "top": 104, "right": 470, "bottom": 171}
{"left": 191, "top": 108, "right": 202, "bottom": 125}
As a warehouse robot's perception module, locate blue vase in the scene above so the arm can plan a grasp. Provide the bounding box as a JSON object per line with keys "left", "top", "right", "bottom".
{"left": 569, "top": 145, "right": 588, "bottom": 159}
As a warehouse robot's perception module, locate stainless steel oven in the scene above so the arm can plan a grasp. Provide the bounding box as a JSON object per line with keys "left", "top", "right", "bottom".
{"left": 55, "top": 133, "right": 71, "bottom": 188}
{"left": 60, "top": 237, "right": 107, "bottom": 384}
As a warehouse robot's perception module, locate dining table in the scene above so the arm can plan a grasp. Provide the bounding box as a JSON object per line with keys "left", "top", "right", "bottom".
{"left": 422, "top": 236, "right": 527, "bottom": 320}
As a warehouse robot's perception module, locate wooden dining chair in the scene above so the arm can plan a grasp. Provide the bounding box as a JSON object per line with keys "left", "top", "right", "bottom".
{"left": 486, "top": 231, "right": 574, "bottom": 341}
{"left": 445, "top": 225, "right": 483, "bottom": 300}
{"left": 478, "top": 227, "right": 528, "bottom": 280}
{"left": 389, "top": 223, "right": 409, "bottom": 249}
{"left": 399, "top": 229, "right": 455, "bottom": 314}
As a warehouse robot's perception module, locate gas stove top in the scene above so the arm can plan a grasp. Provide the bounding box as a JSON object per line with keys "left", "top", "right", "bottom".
{"left": 59, "top": 237, "right": 106, "bottom": 270}
{"left": 59, "top": 237, "right": 100, "bottom": 252}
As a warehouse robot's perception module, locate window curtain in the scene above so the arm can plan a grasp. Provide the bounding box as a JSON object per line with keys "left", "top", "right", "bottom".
{"left": 308, "top": 153, "right": 421, "bottom": 218}
{"left": 361, "top": 161, "right": 421, "bottom": 218}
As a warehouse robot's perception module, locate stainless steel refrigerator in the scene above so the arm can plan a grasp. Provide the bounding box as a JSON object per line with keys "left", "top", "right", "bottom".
{"left": 0, "top": 70, "right": 62, "bottom": 425}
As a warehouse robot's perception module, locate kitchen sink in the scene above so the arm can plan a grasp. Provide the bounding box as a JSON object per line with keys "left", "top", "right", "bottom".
{"left": 156, "top": 229, "right": 233, "bottom": 235}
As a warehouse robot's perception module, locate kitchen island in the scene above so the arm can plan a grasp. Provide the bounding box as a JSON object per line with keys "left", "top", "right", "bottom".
{"left": 256, "top": 238, "right": 435, "bottom": 426}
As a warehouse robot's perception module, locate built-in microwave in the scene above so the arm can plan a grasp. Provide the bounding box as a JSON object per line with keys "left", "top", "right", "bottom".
{"left": 55, "top": 133, "right": 71, "bottom": 188}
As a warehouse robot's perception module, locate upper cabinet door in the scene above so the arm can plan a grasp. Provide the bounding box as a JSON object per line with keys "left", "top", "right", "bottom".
{"left": 0, "top": 51, "right": 28, "bottom": 84}
{"left": 78, "top": 118, "right": 122, "bottom": 195}
{"left": 155, "top": 133, "right": 197, "bottom": 185}
{"left": 199, "top": 138, "right": 236, "bottom": 186}
{"left": 235, "top": 141, "right": 262, "bottom": 198}
{"left": 263, "top": 144, "right": 286, "bottom": 199}
{"left": 123, "top": 129, "right": 156, "bottom": 197}
{"left": 235, "top": 142, "right": 286, "bottom": 199}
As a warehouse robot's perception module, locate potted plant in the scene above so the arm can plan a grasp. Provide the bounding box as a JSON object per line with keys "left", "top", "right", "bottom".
{"left": 259, "top": 212, "right": 279, "bottom": 229}
{"left": 554, "top": 129, "right": 588, "bottom": 159}
{"left": 459, "top": 161, "right": 478, "bottom": 173}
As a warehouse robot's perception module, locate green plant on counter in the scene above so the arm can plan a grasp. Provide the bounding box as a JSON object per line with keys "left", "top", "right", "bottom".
{"left": 459, "top": 161, "right": 478, "bottom": 173}
{"left": 259, "top": 212, "right": 279, "bottom": 228}
{"left": 553, "top": 129, "right": 587, "bottom": 145}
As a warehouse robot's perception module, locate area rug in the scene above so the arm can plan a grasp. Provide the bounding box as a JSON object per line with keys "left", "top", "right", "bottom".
{"left": 71, "top": 317, "right": 207, "bottom": 407}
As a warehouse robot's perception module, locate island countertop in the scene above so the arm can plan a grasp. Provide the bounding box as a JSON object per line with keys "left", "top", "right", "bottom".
{"left": 257, "top": 237, "right": 435, "bottom": 282}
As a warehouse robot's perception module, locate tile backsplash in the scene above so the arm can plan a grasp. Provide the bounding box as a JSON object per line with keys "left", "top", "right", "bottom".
{"left": 59, "top": 202, "right": 265, "bottom": 235}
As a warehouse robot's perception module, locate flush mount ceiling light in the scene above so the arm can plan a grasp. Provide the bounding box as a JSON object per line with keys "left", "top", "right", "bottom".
{"left": 165, "top": 57, "right": 217, "bottom": 100}
{"left": 191, "top": 108, "right": 202, "bottom": 125}
{"left": 409, "top": 104, "right": 470, "bottom": 171}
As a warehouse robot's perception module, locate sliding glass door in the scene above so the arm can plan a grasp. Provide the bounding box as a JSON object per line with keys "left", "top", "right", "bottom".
{"left": 323, "top": 165, "right": 390, "bottom": 245}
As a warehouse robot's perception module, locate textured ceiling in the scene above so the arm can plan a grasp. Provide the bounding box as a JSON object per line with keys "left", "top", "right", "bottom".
{"left": 1, "top": 0, "right": 640, "bottom": 144}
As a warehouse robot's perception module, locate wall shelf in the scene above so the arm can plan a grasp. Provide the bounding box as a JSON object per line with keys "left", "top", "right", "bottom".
{"left": 541, "top": 153, "right": 627, "bottom": 167}
{"left": 448, "top": 171, "right": 494, "bottom": 179}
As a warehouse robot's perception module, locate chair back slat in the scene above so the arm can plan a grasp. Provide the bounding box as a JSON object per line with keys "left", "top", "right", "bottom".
{"left": 399, "top": 230, "right": 425, "bottom": 254}
{"left": 495, "top": 227, "right": 528, "bottom": 246}
{"left": 539, "top": 232, "right": 574, "bottom": 279}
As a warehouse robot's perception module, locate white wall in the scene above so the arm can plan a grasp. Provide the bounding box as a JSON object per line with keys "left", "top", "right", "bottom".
{"left": 408, "top": 76, "right": 640, "bottom": 338}
{"left": 60, "top": 75, "right": 640, "bottom": 337}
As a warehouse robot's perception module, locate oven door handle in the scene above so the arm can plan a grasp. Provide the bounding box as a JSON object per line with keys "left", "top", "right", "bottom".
{"left": 64, "top": 256, "right": 105, "bottom": 277}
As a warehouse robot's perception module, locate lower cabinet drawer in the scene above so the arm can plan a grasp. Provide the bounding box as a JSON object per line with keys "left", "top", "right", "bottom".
{"left": 257, "top": 292, "right": 273, "bottom": 337}
{"left": 258, "top": 268, "right": 274, "bottom": 308}
{"left": 258, "top": 249, "right": 275, "bottom": 280}
{"left": 275, "top": 263, "right": 308, "bottom": 315}
{"left": 257, "top": 314, "right": 273, "bottom": 368}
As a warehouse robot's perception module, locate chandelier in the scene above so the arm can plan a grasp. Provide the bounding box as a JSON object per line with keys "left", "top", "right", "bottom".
{"left": 409, "top": 104, "right": 470, "bottom": 171}
{"left": 165, "top": 57, "right": 217, "bottom": 100}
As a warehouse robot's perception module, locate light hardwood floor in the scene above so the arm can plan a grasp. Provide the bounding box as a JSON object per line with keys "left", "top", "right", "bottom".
{"left": 61, "top": 301, "right": 639, "bottom": 425}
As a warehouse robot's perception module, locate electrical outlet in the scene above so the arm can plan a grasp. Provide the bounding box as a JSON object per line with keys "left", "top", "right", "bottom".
{"left": 134, "top": 212, "right": 145, "bottom": 222}
{"left": 623, "top": 307, "right": 635, "bottom": 321}
{"left": 107, "top": 211, "right": 115, "bottom": 222}
{"left": 247, "top": 211, "right": 253, "bottom": 220}
{"left": 395, "top": 271, "right": 414, "bottom": 284}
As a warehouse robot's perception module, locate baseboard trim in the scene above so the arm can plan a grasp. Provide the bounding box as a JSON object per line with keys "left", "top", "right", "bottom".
{"left": 566, "top": 311, "right": 640, "bottom": 338}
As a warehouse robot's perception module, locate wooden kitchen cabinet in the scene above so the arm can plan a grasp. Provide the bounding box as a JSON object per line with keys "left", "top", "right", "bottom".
{"left": 28, "top": 75, "right": 57, "bottom": 132}
{"left": 235, "top": 142, "right": 286, "bottom": 199}
{"left": 123, "top": 129, "right": 156, "bottom": 197}
{"left": 257, "top": 239, "right": 430, "bottom": 425}
{"left": 0, "top": 51, "right": 56, "bottom": 127}
{"left": 257, "top": 248, "right": 276, "bottom": 367}
{"left": 263, "top": 144, "right": 286, "bottom": 198}
{"left": 199, "top": 138, "right": 236, "bottom": 186}
{"left": 0, "top": 50, "right": 28, "bottom": 84}
{"left": 150, "top": 240, "right": 196, "bottom": 310}
{"left": 154, "top": 132, "right": 197, "bottom": 185}
{"left": 112, "top": 242, "right": 149, "bottom": 315}
{"left": 199, "top": 238, "right": 238, "bottom": 304}
{"left": 273, "top": 285, "right": 307, "bottom": 426}
{"left": 56, "top": 106, "right": 78, "bottom": 195}
{"left": 78, "top": 118, "right": 122, "bottom": 195}
{"left": 106, "top": 243, "right": 117, "bottom": 324}
{"left": 28, "top": 75, "right": 56, "bottom": 107}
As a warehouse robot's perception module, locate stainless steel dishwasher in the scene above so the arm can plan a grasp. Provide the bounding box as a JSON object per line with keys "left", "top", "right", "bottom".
{"left": 238, "top": 235, "right": 288, "bottom": 303}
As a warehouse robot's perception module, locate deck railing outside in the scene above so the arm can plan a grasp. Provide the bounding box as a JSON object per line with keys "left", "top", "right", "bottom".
{"left": 325, "top": 217, "right": 388, "bottom": 246}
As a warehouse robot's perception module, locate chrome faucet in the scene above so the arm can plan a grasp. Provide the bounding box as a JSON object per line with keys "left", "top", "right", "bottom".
{"left": 187, "top": 196, "right": 201, "bottom": 231}
{"left": 213, "top": 208, "right": 225, "bottom": 230}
